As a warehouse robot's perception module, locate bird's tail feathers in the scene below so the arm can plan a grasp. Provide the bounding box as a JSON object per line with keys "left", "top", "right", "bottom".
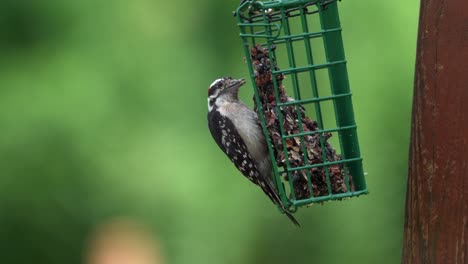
{"left": 284, "top": 210, "right": 300, "bottom": 227}
{"left": 260, "top": 179, "right": 301, "bottom": 227}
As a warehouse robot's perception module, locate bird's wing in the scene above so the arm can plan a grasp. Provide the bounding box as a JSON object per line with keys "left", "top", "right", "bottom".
{"left": 208, "top": 109, "right": 260, "bottom": 184}
{"left": 208, "top": 109, "right": 300, "bottom": 226}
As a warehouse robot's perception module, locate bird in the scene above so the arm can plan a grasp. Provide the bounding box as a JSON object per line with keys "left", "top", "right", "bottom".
{"left": 207, "top": 76, "right": 300, "bottom": 226}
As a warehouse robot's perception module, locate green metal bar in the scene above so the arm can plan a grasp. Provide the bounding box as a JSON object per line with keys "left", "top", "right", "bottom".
{"left": 269, "top": 28, "right": 341, "bottom": 42}
{"left": 278, "top": 93, "right": 351, "bottom": 106}
{"left": 287, "top": 157, "right": 362, "bottom": 172}
{"left": 241, "top": 29, "right": 326, "bottom": 44}
{"left": 264, "top": 7, "right": 298, "bottom": 204}
{"left": 298, "top": 6, "right": 333, "bottom": 195}
{"left": 238, "top": 23, "right": 282, "bottom": 38}
{"left": 273, "top": 60, "right": 346, "bottom": 74}
{"left": 282, "top": 125, "right": 357, "bottom": 139}
{"left": 248, "top": 21, "right": 257, "bottom": 50}
{"left": 237, "top": 8, "right": 294, "bottom": 211}
{"left": 276, "top": 28, "right": 340, "bottom": 39}
{"left": 292, "top": 188, "right": 368, "bottom": 206}
{"left": 258, "top": 0, "right": 325, "bottom": 9}
{"left": 281, "top": 6, "right": 315, "bottom": 199}
{"left": 317, "top": 8, "right": 350, "bottom": 193}
{"left": 319, "top": 2, "right": 366, "bottom": 191}
{"left": 239, "top": 28, "right": 340, "bottom": 45}
{"left": 242, "top": 28, "right": 281, "bottom": 37}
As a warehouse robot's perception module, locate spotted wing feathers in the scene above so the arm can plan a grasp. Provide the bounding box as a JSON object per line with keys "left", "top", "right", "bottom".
{"left": 208, "top": 110, "right": 260, "bottom": 184}
{"left": 208, "top": 109, "right": 300, "bottom": 226}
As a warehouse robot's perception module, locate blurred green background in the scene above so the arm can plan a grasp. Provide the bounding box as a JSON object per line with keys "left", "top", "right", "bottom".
{"left": 0, "top": 0, "right": 418, "bottom": 263}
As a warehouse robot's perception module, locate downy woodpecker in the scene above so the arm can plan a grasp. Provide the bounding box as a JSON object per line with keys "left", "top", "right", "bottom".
{"left": 207, "top": 77, "right": 299, "bottom": 226}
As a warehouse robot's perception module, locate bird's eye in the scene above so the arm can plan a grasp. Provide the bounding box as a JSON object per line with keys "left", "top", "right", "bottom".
{"left": 218, "top": 82, "right": 223, "bottom": 87}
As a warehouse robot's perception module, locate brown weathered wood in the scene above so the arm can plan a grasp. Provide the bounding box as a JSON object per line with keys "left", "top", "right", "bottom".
{"left": 402, "top": 0, "right": 468, "bottom": 263}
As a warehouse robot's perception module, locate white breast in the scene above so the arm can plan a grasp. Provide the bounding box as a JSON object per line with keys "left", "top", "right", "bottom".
{"left": 217, "top": 100, "right": 269, "bottom": 163}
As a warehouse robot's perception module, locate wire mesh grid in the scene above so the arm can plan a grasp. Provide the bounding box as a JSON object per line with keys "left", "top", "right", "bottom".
{"left": 235, "top": 0, "right": 367, "bottom": 212}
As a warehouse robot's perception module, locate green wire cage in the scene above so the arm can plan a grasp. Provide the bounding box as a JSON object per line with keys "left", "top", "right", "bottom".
{"left": 234, "top": 0, "right": 367, "bottom": 213}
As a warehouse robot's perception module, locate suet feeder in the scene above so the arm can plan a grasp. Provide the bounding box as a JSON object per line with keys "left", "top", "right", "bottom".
{"left": 234, "top": 0, "right": 368, "bottom": 213}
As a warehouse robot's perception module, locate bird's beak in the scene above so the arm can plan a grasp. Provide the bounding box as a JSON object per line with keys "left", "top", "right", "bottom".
{"left": 226, "top": 78, "right": 246, "bottom": 89}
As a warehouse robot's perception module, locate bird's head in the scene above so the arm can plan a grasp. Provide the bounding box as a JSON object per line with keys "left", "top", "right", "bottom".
{"left": 207, "top": 77, "right": 246, "bottom": 110}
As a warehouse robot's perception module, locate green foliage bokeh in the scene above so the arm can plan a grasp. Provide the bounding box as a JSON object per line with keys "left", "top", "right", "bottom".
{"left": 0, "top": 0, "right": 418, "bottom": 263}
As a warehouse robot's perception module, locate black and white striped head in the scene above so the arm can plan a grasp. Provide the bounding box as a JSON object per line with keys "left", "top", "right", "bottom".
{"left": 207, "top": 77, "right": 246, "bottom": 111}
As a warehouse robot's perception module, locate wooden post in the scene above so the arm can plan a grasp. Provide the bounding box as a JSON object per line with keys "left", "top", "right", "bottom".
{"left": 402, "top": 0, "right": 468, "bottom": 263}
